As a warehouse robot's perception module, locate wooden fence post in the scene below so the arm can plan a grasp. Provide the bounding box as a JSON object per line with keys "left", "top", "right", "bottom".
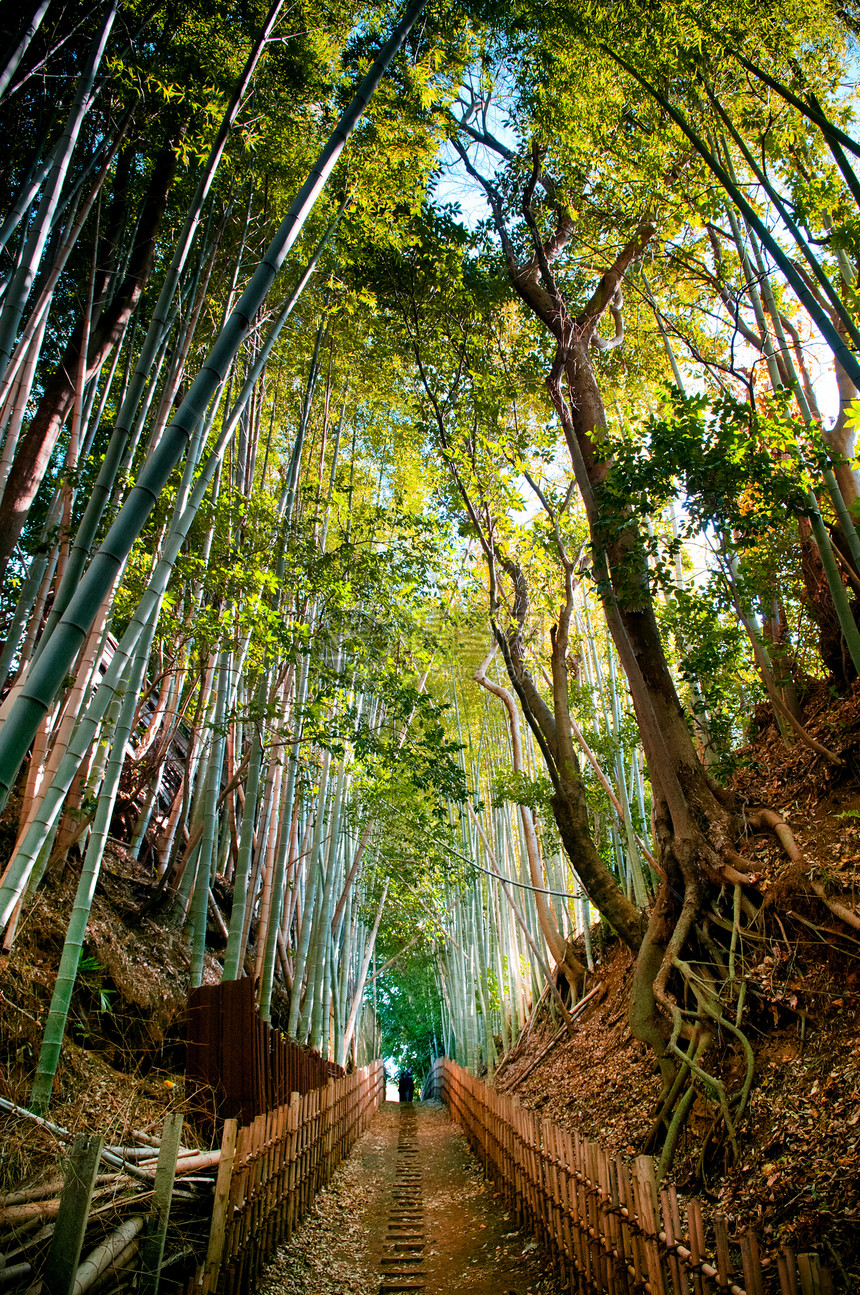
{"left": 323, "top": 1079, "right": 335, "bottom": 1182}
{"left": 286, "top": 1091, "right": 300, "bottom": 1239}
{"left": 740, "top": 1231, "right": 764, "bottom": 1295}
{"left": 777, "top": 1248, "right": 799, "bottom": 1295}
{"left": 634, "top": 1155, "right": 667, "bottom": 1295}
{"left": 43, "top": 1134, "right": 104, "bottom": 1295}
{"left": 201, "top": 1117, "right": 238, "bottom": 1295}
{"left": 139, "top": 1112, "right": 184, "bottom": 1295}
{"left": 797, "top": 1254, "right": 826, "bottom": 1295}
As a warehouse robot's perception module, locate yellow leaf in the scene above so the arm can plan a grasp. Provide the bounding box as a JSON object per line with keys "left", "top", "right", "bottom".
{"left": 844, "top": 398, "right": 860, "bottom": 431}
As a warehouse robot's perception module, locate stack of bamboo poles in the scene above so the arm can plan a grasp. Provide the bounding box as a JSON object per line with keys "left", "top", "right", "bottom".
{"left": 200, "top": 1059, "right": 384, "bottom": 1295}
{"left": 427, "top": 1059, "right": 830, "bottom": 1295}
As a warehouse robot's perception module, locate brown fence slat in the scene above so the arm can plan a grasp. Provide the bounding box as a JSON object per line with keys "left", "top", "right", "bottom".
{"left": 186, "top": 980, "right": 344, "bottom": 1130}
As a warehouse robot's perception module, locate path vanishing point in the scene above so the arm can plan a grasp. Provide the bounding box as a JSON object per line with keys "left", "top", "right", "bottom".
{"left": 260, "top": 1098, "right": 563, "bottom": 1295}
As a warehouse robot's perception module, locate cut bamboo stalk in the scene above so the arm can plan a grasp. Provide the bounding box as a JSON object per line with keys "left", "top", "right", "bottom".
{"left": 139, "top": 1111, "right": 183, "bottom": 1295}
{"left": 43, "top": 1134, "right": 103, "bottom": 1295}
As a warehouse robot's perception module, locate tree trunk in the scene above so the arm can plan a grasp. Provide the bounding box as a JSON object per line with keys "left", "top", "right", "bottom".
{"left": 463, "top": 157, "right": 745, "bottom": 1078}
{"left": 491, "top": 561, "right": 646, "bottom": 954}
{"left": 798, "top": 515, "right": 857, "bottom": 686}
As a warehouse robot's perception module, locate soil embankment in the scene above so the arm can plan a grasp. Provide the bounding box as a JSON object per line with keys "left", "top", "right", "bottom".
{"left": 496, "top": 683, "right": 860, "bottom": 1288}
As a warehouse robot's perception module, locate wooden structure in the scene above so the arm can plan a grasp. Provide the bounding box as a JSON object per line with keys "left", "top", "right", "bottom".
{"left": 200, "top": 1059, "right": 384, "bottom": 1295}
{"left": 186, "top": 978, "right": 343, "bottom": 1127}
{"left": 427, "top": 1058, "right": 831, "bottom": 1295}
{"left": 0, "top": 1062, "right": 382, "bottom": 1295}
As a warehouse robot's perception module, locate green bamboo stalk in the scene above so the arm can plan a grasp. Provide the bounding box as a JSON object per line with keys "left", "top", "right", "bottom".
{"left": 0, "top": 3, "right": 118, "bottom": 382}
{"left": 289, "top": 743, "right": 332, "bottom": 1038}
{"left": 708, "top": 90, "right": 860, "bottom": 354}
{"left": 222, "top": 688, "right": 267, "bottom": 980}
{"left": 0, "top": 208, "right": 328, "bottom": 755}
{"left": 748, "top": 225, "right": 860, "bottom": 573}
{"left": 0, "top": 0, "right": 51, "bottom": 101}
{"left": 189, "top": 648, "right": 231, "bottom": 988}
{"left": 36, "top": 1, "right": 289, "bottom": 646}
{"left": 0, "top": 487, "right": 62, "bottom": 685}
{"left": 28, "top": 629, "right": 153, "bottom": 1112}
{"left": 0, "top": 115, "right": 130, "bottom": 422}
{"left": 0, "top": 222, "right": 344, "bottom": 933}
{"left": 252, "top": 758, "right": 285, "bottom": 984}
{"left": 309, "top": 758, "right": 348, "bottom": 1049}
{"left": 719, "top": 199, "right": 860, "bottom": 673}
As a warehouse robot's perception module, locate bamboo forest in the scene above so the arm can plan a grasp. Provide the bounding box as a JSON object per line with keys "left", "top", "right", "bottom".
{"left": 3, "top": 0, "right": 860, "bottom": 1291}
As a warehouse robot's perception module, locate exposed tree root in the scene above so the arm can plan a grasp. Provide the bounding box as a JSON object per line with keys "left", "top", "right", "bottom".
{"left": 643, "top": 825, "right": 772, "bottom": 1178}
{"left": 639, "top": 796, "right": 860, "bottom": 1179}
{"left": 747, "top": 807, "right": 801, "bottom": 862}
{"left": 751, "top": 805, "right": 860, "bottom": 930}
{"left": 658, "top": 1073, "right": 699, "bottom": 1180}
{"left": 808, "top": 879, "right": 860, "bottom": 931}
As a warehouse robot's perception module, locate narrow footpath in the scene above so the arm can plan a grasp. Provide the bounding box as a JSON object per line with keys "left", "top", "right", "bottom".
{"left": 260, "top": 1099, "right": 564, "bottom": 1295}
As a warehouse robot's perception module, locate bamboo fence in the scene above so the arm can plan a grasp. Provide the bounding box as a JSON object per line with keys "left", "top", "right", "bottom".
{"left": 0, "top": 1061, "right": 383, "bottom": 1295}
{"left": 200, "top": 1059, "right": 384, "bottom": 1295}
{"left": 426, "top": 1058, "right": 830, "bottom": 1295}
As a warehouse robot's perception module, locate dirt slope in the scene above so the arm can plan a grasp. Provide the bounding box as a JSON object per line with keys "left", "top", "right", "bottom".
{"left": 0, "top": 842, "right": 217, "bottom": 1192}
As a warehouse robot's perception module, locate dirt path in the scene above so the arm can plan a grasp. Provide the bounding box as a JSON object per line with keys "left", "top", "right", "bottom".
{"left": 259, "top": 1099, "right": 563, "bottom": 1295}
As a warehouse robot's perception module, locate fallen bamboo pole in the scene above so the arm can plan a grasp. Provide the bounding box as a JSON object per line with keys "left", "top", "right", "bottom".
{"left": 73, "top": 1216, "right": 144, "bottom": 1295}
{"left": 0, "top": 1173, "right": 120, "bottom": 1209}
{"left": 496, "top": 983, "right": 603, "bottom": 1090}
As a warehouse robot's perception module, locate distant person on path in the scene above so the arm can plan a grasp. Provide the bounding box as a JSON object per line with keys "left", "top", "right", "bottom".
{"left": 398, "top": 1068, "right": 414, "bottom": 1102}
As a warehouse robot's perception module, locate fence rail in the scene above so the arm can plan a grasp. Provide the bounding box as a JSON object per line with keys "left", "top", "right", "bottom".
{"left": 201, "top": 1059, "right": 384, "bottom": 1295}
{"left": 426, "top": 1058, "right": 830, "bottom": 1295}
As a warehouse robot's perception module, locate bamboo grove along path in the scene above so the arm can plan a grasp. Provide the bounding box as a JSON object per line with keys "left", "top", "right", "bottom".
{"left": 211, "top": 1060, "right": 833, "bottom": 1295}
{"left": 259, "top": 1094, "right": 566, "bottom": 1295}
{"left": 424, "top": 1060, "right": 831, "bottom": 1295}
